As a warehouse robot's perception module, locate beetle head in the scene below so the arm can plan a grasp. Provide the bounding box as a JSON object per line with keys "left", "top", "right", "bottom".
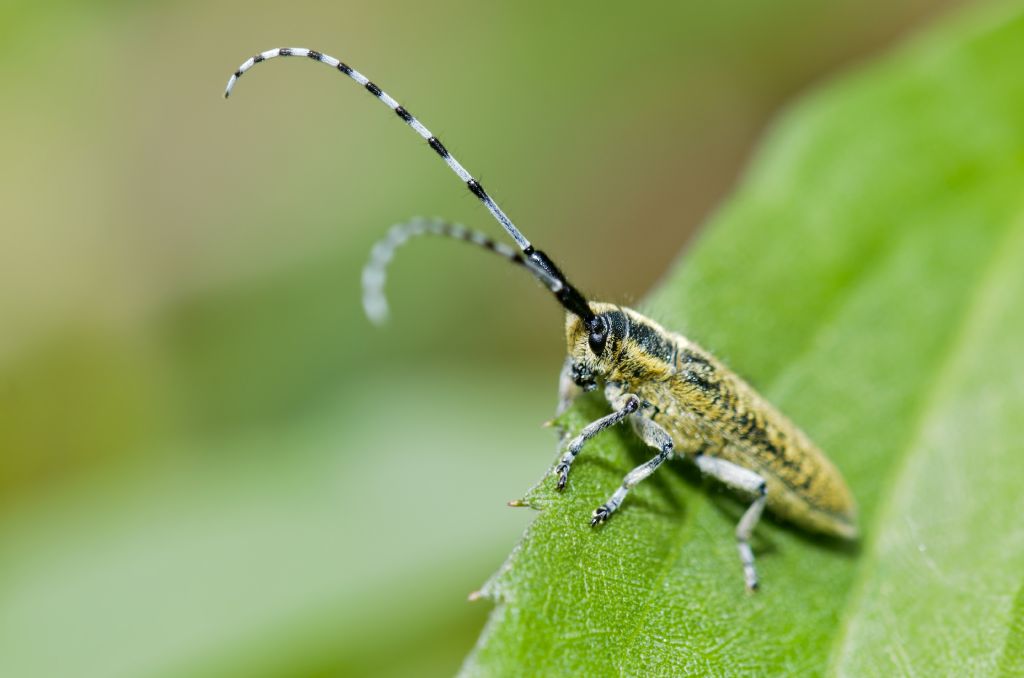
{"left": 565, "top": 303, "right": 626, "bottom": 391}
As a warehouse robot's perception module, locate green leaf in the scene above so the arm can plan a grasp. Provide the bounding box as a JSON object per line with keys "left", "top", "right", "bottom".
{"left": 462, "top": 3, "right": 1024, "bottom": 675}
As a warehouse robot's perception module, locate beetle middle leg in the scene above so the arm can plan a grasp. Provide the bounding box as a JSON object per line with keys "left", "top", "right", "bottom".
{"left": 590, "top": 415, "right": 675, "bottom": 526}
{"left": 695, "top": 454, "right": 768, "bottom": 591}
{"left": 553, "top": 382, "right": 639, "bottom": 490}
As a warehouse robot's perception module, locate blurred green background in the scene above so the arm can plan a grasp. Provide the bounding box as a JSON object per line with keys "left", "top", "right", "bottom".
{"left": 0, "top": 1, "right": 975, "bottom": 676}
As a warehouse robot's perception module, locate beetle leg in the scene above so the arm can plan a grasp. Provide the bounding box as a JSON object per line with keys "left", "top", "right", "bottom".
{"left": 553, "top": 356, "right": 580, "bottom": 420}
{"left": 695, "top": 455, "right": 768, "bottom": 592}
{"left": 553, "top": 386, "right": 640, "bottom": 491}
{"left": 590, "top": 415, "right": 674, "bottom": 526}
{"left": 547, "top": 357, "right": 584, "bottom": 487}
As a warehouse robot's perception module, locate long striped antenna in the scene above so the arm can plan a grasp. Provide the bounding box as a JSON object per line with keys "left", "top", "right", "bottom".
{"left": 362, "top": 218, "right": 562, "bottom": 324}
{"left": 225, "top": 47, "right": 596, "bottom": 324}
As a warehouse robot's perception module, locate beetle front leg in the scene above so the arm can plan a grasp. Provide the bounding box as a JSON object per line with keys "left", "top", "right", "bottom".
{"left": 547, "top": 357, "right": 583, "bottom": 448}
{"left": 553, "top": 356, "right": 580, "bottom": 421}
{"left": 547, "top": 357, "right": 584, "bottom": 485}
{"left": 553, "top": 384, "right": 640, "bottom": 490}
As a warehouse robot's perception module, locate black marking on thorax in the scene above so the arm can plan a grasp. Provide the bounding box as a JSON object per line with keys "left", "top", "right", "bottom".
{"left": 627, "top": 317, "right": 675, "bottom": 364}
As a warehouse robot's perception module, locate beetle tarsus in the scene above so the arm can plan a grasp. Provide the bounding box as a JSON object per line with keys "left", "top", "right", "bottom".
{"left": 590, "top": 505, "right": 611, "bottom": 526}
{"left": 554, "top": 463, "right": 570, "bottom": 490}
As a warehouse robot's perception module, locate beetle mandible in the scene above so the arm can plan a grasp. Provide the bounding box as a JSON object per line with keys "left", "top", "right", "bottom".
{"left": 225, "top": 47, "right": 858, "bottom": 591}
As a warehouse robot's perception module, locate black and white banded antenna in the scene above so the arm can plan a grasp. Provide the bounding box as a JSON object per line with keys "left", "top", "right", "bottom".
{"left": 225, "top": 47, "right": 597, "bottom": 326}
{"left": 361, "top": 218, "right": 562, "bottom": 324}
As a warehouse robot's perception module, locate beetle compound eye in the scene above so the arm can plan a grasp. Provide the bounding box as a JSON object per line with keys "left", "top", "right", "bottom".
{"left": 588, "top": 317, "right": 608, "bottom": 356}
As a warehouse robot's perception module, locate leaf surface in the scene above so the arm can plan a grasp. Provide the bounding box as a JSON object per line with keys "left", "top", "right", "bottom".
{"left": 463, "top": 3, "right": 1024, "bottom": 675}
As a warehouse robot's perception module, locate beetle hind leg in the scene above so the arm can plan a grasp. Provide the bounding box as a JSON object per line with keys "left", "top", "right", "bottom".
{"left": 695, "top": 455, "right": 767, "bottom": 592}
{"left": 736, "top": 486, "right": 767, "bottom": 591}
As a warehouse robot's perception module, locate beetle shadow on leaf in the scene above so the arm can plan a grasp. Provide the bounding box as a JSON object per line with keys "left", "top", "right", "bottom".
{"left": 703, "top": 485, "right": 860, "bottom": 559}
{"left": 787, "top": 521, "right": 861, "bottom": 557}
{"left": 595, "top": 424, "right": 695, "bottom": 521}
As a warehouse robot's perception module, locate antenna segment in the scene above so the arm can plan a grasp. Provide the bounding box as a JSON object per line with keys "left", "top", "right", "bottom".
{"left": 225, "top": 48, "right": 532, "bottom": 252}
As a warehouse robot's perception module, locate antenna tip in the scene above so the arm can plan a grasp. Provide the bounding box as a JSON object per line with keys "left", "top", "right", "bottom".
{"left": 362, "top": 264, "right": 391, "bottom": 325}
{"left": 362, "top": 299, "right": 390, "bottom": 326}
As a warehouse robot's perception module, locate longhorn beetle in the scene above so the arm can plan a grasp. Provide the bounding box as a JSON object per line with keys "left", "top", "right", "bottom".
{"left": 225, "top": 47, "right": 858, "bottom": 591}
